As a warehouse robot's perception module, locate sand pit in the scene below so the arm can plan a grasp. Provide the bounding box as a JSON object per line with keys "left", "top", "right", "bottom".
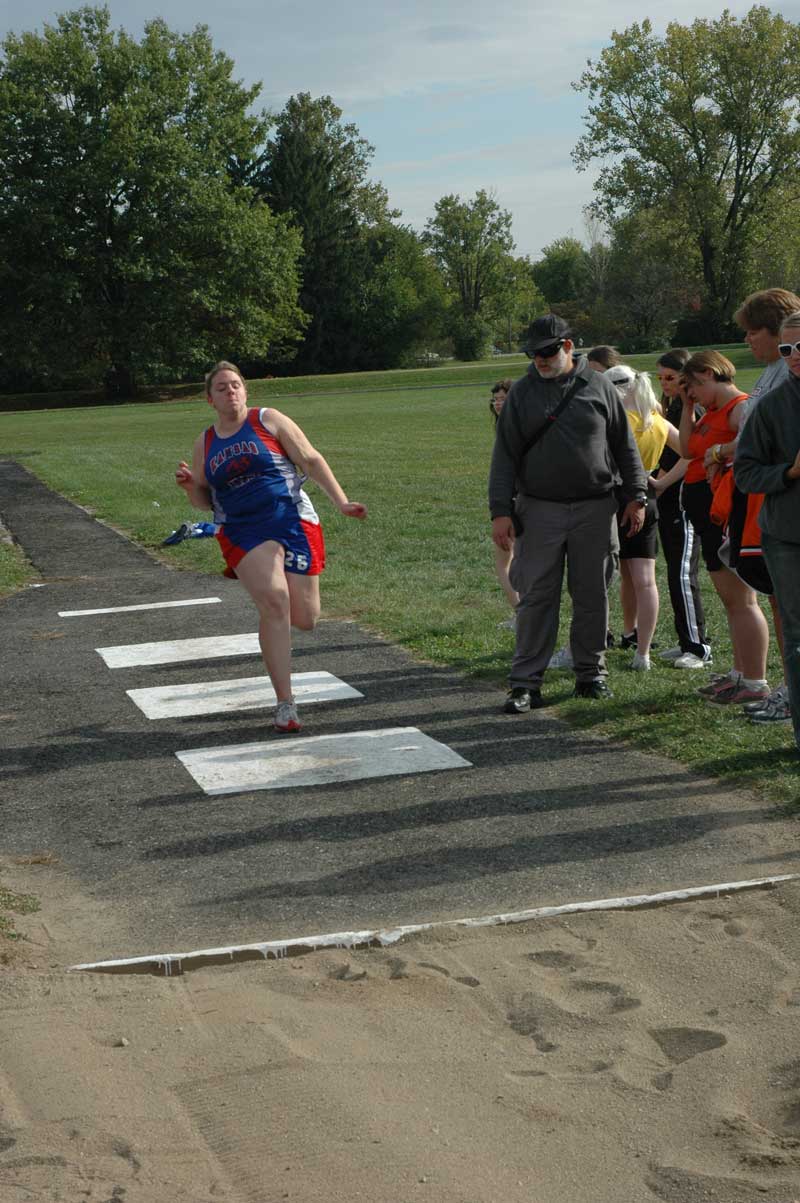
{"left": 1, "top": 863, "right": 800, "bottom": 1202}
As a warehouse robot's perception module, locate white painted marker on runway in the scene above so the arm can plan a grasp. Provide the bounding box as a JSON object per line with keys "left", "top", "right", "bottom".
{"left": 127, "top": 670, "right": 363, "bottom": 719}
{"left": 60, "top": 597, "right": 221, "bottom": 617}
{"left": 68, "top": 874, "right": 800, "bottom": 976}
{"left": 175, "top": 725, "right": 472, "bottom": 795}
{"left": 96, "top": 632, "right": 260, "bottom": 668}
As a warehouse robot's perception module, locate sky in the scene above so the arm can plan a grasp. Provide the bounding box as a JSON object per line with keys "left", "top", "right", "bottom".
{"left": 2, "top": 0, "right": 797, "bottom": 260}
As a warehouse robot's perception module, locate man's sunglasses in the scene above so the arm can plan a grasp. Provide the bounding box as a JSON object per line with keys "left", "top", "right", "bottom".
{"left": 526, "top": 340, "right": 564, "bottom": 359}
{"left": 778, "top": 340, "right": 800, "bottom": 357}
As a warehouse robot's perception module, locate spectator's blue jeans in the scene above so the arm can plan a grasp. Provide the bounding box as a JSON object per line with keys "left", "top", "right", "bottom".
{"left": 761, "top": 531, "right": 800, "bottom": 752}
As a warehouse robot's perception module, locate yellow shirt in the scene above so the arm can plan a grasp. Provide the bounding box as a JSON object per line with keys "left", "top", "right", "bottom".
{"left": 626, "top": 410, "right": 668, "bottom": 473}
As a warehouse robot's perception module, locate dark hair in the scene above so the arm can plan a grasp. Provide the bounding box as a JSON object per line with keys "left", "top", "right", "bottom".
{"left": 586, "top": 345, "right": 620, "bottom": 369}
{"left": 656, "top": 348, "right": 690, "bottom": 373}
{"left": 489, "top": 379, "right": 513, "bottom": 424}
{"left": 734, "top": 289, "right": 800, "bottom": 335}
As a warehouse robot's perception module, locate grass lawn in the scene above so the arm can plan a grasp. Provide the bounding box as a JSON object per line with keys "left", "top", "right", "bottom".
{"left": 2, "top": 347, "right": 798, "bottom": 811}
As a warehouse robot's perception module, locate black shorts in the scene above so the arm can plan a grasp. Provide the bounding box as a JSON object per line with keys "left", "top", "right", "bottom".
{"left": 681, "top": 480, "right": 725, "bottom": 572}
{"left": 617, "top": 497, "right": 658, "bottom": 560}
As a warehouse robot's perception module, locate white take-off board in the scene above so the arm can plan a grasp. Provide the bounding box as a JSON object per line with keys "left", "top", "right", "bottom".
{"left": 96, "top": 632, "right": 261, "bottom": 668}
{"left": 60, "top": 597, "right": 222, "bottom": 617}
{"left": 127, "top": 671, "right": 363, "bottom": 719}
{"left": 176, "top": 726, "right": 472, "bottom": 795}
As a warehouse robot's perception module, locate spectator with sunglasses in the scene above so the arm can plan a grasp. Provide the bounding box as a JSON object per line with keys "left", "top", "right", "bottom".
{"left": 489, "top": 314, "right": 647, "bottom": 712}
{"left": 735, "top": 310, "right": 800, "bottom": 753}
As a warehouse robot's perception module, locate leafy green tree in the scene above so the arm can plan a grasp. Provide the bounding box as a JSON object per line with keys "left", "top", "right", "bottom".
{"left": 354, "top": 224, "right": 447, "bottom": 369}
{"left": 604, "top": 210, "right": 701, "bottom": 350}
{"left": 490, "top": 255, "right": 547, "bottom": 351}
{"left": 573, "top": 7, "right": 800, "bottom": 340}
{"left": 531, "top": 237, "right": 590, "bottom": 307}
{"left": 257, "top": 93, "right": 394, "bottom": 374}
{"left": 423, "top": 190, "right": 515, "bottom": 359}
{"left": 0, "top": 6, "right": 305, "bottom": 396}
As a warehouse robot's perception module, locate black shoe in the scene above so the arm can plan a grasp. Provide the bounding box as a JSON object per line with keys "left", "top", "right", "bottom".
{"left": 504, "top": 686, "right": 544, "bottom": 714}
{"left": 573, "top": 679, "right": 614, "bottom": 700}
{"left": 619, "top": 629, "right": 637, "bottom": 650}
{"left": 606, "top": 630, "right": 615, "bottom": 648}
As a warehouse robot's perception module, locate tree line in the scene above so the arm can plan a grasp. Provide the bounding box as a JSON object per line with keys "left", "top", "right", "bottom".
{"left": 1, "top": 5, "right": 798, "bottom": 397}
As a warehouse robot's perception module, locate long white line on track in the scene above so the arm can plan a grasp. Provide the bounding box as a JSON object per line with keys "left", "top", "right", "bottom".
{"left": 68, "top": 872, "right": 800, "bottom": 976}
{"left": 60, "top": 597, "right": 221, "bottom": 617}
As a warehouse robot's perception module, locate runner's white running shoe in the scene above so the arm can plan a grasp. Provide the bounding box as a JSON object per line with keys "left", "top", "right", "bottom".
{"left": 673, "top": 652, "right": 712, "bottom": 670}
{"left": 274, "top": 701, "right": 302, "bottom": 733}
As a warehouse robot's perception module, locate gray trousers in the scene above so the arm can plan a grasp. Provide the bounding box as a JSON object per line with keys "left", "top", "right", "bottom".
{"left": 761, "top": 532, "right": 800, "bottom": 751}
{"left": 509, "top": 493, "right": 619, "bottom": 687}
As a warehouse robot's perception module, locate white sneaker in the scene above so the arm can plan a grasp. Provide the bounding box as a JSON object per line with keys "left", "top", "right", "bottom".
{"left": 548, "top": 646, "right": 574, "bottom": 670}
{"left": 659, "top": 646, "right": 683, "bottom": 661}
{"left": 274, "top": 701, "right": 302, "bottom": 733}
{"left": 631, "top": 651, "right": 651, "bottom": 671}
{"left": 497, "top": 614, "right": 517, "bottom": 630}
{"left": 673, "top": 652, "right": 712, "bottom": 670}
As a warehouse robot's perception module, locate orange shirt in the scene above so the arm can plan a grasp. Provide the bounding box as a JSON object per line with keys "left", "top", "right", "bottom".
{"left": 685, "top": 394, "right": 747, "bottom": 484}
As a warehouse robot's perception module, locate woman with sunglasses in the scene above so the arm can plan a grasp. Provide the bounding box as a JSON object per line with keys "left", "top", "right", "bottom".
{"left": 488, "top": 379, "right": 519, "bottom": 627}
{"left": 735, "top": 311, "right": 800, "bottom": 751}
{"left": 679, "top": 351, "right": 770, "bottom": 707}
{"left": 649, "top": 348, "right": 711, "bottom": 669}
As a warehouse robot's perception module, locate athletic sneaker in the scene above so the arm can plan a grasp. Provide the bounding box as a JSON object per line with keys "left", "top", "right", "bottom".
{"left": 746, "top": 684, "right": 790, "bottom": 719}
{"left": 573, "top": 679, "right": 613, "bottom": 700}
{"left": 497, "top": 614, "right": 517, "bottom": 630}
{"left": 697, "top": 672, "right": 739, "bottom": 698}
{"left": 673, "top": 652, "right": 712, "bottom": 670}
{"left": 743, "top": 683, "right": 785, "bottom": 714}
{"left": 659, "top": 646, "right": 683, "bottom": 661}
{"left": 504, "top": 686, "right": 544, "bottom": 713}
{"left": 630, "top": 651, "right": 651, "bottom": 671}
{"left": 548, "top": 646, "right": 574, "bottom": 670}
{"left": 706, "top": 682, "right": 770, "bottom": 707}
{"left": 748, "top": 689, "right": 792, "bottom": 723}
{"left": 620, "top": 629, "right": 638, "bottom": 650}
{"left": 274, "top": 701, "right": 302, "bottom": 733}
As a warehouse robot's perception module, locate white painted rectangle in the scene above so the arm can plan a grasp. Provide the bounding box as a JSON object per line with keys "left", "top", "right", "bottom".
{"left": 97, "top": 632, "right": 260, "bottom": 668}
{"left": 60, "top": 597, "right": 221, "bottom": 618}
{"left": 127, "top": 671, "right": 363, "bottom": 719}
{"left": 175, "top": 726, "right": 472, "bottom": 795}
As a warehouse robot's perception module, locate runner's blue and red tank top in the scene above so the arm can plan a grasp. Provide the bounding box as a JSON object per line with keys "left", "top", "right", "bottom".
{"left": 203, "top": 408, "right": 324, "bottom": 577}
{"left": 203, "top": 408, "right": 318, "bottom": 526}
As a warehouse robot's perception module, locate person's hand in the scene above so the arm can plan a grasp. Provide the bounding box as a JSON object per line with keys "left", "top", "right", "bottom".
{"left": 787, "top": 449, "right": 800, "bottom": 481}
{"left": 175, "top": 461, "right": 193, "bottom": 490}
{"left": 340, "top": 501, "right": 367, "bottom": 519}
{"left": 492, "top": 516, "right": 515, "bottom": 551}
{"left": 620, "top": 500, "right": 645, "bottom": 535}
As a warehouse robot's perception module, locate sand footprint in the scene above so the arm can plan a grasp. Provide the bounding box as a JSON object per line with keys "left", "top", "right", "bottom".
{"left": 646, "top": 1163, "right": 799, "bottom": 1202}
{"left": 649, "top": 1026, "right": 727, "bottom": 1064}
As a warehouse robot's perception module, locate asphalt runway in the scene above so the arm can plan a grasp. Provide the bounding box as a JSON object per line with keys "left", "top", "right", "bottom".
{"left": 2, "top": 459, "right": 797, "bottom": 964}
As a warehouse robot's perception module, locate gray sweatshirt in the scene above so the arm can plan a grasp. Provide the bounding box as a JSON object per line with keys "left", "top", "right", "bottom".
{"left": 734, "top": 371, "right": 800, "bottom": 545}
{"left": 489, "top": 357, "right": 647, "bottom": 517}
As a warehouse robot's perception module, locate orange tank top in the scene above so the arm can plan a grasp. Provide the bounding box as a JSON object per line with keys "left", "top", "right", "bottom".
{"left": 685, "top": 394, "right": 747, "bottom": 484}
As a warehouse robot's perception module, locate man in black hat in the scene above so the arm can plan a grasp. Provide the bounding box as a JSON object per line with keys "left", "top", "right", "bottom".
{"left": 489, "top": 313, "right": 647, "bottom": 711}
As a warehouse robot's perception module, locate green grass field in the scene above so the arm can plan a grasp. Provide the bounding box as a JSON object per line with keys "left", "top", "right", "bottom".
{"left": 2, "top": 346, "right": 797, "bottom": 810}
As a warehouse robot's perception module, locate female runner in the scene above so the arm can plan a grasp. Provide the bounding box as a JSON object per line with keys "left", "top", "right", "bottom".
{"left": 176, "top": 362, "right": 367, "bottom": 733}
{"left": 679, "top": 351, "right": 769, "bottom": 705}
